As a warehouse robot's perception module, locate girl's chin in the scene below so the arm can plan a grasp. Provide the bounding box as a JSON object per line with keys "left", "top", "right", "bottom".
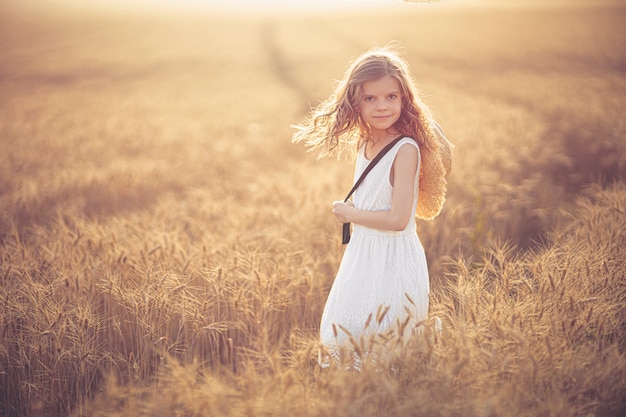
{"left": 370, "top": 124, "right": 396, "bottom": 133}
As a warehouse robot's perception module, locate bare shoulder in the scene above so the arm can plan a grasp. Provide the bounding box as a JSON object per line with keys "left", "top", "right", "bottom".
{"left": 395, "top": 142, "right": 419, "bottom": 162}
{"left": 393, "top": 142, "right": 419, "bottom": 173}
{"left": 390, "top": 142, "right": 418, "bottom": 187}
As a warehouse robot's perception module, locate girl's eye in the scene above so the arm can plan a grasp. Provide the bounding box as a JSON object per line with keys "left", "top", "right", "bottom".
{"left": 364, "top": 96, "right": 374, "bottom": 102}
{"left": 388, "top": 94, "right": 398, "bottom": 100}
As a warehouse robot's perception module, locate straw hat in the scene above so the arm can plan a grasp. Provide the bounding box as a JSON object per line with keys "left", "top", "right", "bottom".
{"left": 416, "top": 120, "right": 453, "bottom": 220}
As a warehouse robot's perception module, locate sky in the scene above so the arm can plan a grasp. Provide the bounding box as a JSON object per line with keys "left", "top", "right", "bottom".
{"left": 16, "top": 0, "right": 460, "bottom": 13}
{"left": 9, "top": 0, "right": 614, "bottom": 14}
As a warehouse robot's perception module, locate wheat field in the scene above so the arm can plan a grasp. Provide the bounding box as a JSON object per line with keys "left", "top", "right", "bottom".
{"left": 0, "top": 1, "right": 625, "bottom": 416}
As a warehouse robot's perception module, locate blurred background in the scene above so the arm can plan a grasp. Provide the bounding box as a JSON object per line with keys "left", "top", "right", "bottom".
{"left": 0, "top": 0, "right": 624, "bottom": 415}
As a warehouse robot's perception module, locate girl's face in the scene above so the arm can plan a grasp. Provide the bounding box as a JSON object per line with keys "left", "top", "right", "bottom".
{"left": 357, "top": 75, "right": 402, "bottom": 140}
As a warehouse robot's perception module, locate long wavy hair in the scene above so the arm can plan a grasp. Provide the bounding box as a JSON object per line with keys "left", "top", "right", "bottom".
{"left": 293, "top": 44, "right": 452, "bottom": 220}
{"left": 293, "top": 44, "right": 432, "bottom": 155}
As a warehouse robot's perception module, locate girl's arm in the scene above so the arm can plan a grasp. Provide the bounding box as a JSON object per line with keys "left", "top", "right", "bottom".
{"left": 332, "top": 143, "right": 419, "bottom": 231}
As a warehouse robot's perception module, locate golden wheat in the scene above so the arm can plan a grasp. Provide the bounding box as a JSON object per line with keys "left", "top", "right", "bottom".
{"left": 0, "top": 2, "right": 625, "bottom": 416}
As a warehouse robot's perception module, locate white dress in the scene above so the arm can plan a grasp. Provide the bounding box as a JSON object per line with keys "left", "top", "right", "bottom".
{"left": 319, "top": 137, "right": 429, "bottom": 368}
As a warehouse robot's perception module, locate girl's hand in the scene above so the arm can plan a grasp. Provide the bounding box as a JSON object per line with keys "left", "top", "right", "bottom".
{"left": 332, "top": 201, "right": 354, "bottom": 223}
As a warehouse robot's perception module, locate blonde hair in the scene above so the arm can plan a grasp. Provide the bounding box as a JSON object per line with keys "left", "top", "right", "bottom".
{"left": 293, "top": 43, "right": 453, "bottom": 220}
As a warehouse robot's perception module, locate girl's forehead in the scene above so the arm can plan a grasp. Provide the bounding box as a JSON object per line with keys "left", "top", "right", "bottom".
{"left": 361, "top": 75, "right": 401, "bottom": 93}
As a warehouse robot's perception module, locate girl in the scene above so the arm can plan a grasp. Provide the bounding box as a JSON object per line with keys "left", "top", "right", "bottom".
{"left": 293, "top": 44, "right": 452, "bottom": 369}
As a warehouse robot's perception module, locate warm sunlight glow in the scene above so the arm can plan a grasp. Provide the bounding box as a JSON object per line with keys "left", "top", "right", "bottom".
{"left": 37, "top": 0, "right": 410, "bottom": 13}
{"left": 3, "top": 0, "right": 624, "bottom": 414}
{"left": 19, "top": 0, "right": 483, "bottom": 15}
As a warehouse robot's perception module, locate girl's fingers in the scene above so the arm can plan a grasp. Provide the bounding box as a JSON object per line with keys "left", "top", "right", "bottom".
{"left": 332, "top": 201, "right": 351, "bottom": 223}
